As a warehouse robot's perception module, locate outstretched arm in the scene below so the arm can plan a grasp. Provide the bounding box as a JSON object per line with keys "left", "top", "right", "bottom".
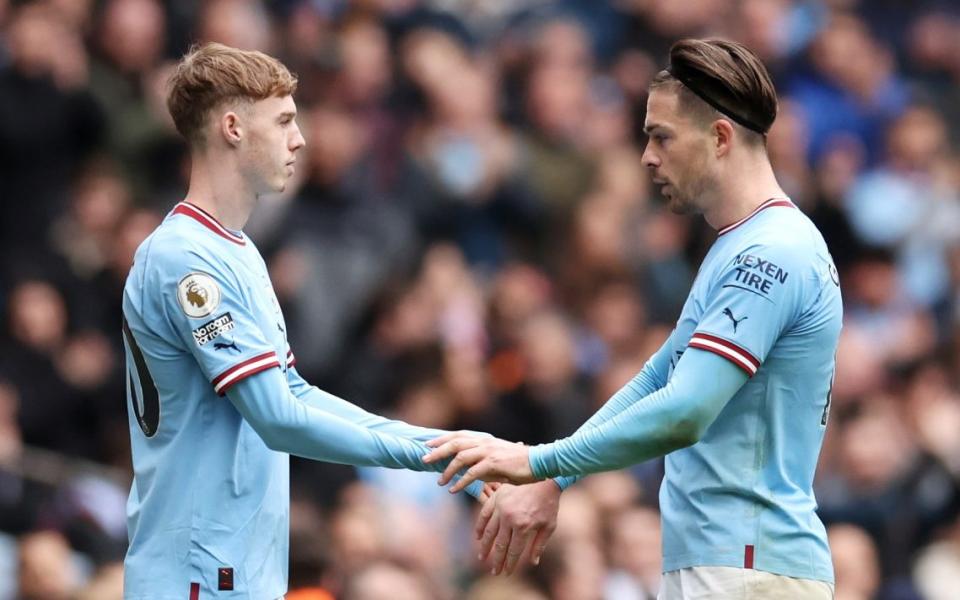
{"left": 550, "top": 333, "right": 674, "bottom": 489}
{"left": 286, "top": 365, "right": 482, "bottom": 443}
{"left": 228, "top": 366, "right": 484, "bottom": 497}
{"left": 423, "top": 347, "right": 746, "bottom": 490}
{"left": 529, "top": 348, "right": 746, "bottom": 478}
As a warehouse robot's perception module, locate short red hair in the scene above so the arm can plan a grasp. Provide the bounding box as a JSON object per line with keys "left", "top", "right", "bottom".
{"left": 167, "top": 42, "right": 298, "bottom": 144}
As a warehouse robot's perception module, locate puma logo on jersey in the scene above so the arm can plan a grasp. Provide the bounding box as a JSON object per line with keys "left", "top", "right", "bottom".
{"left": 723, "top": 307, "right": 748, "bottom": 333}
{"left": 213, "top": 341, "right": 240, "bottom": 353}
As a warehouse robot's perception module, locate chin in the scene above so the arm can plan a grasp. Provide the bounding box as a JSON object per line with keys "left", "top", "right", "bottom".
{"left": 258, "top": 185, "right": 284, "bottom": 197}
{"left": 668, "top": 196, "right": 698, "bottom": 216}
{"left": 269, "top": 175, "right": 288, "bottom": 193}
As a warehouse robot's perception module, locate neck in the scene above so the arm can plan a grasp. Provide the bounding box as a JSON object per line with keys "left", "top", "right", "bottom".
{"left": 702, "top": 151, "right": 786, "bottom": 232}
{"left": 184, "top": 150, "right": 256, "bottom": 230}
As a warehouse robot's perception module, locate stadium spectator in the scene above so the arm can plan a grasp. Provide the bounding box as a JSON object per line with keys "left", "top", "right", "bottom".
{"left": 17, "top": 530, "right": 79, "bottom": 600}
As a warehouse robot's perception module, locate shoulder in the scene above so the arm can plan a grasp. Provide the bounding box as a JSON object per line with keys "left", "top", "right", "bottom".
{"left": 143, "top": 220, "right": 234, "bottom": 276}
{"left": 134, "top": 222, "right": 242, "bottom": 315}
{"left": 145, "top": 233, "right": 241, "bottom": 320}
{"left": 729, "top": 209, "right": 825, "bottom": 271}
{"left": 708, "top": 211, "right": 828, "bottom": 304}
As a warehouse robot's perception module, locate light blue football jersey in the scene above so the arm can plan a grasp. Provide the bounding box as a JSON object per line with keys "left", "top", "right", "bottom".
{"left": 660, "top": 198, "right": 842, "bottom": 582}
{"left": 122, "top": 202, "right": 298, "bottom": 599}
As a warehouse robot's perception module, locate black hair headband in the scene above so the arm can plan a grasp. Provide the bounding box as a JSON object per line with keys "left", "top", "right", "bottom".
{"left": 668, "top": 62, "right": 773, "bottom": 134}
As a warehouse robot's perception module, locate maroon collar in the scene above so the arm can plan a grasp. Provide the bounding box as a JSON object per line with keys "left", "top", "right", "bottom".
{"left": 171, "top": 202, "right": 246, "bottom": 246}
{"left": 718, "top": 198, "right": 795, "bottom": 236}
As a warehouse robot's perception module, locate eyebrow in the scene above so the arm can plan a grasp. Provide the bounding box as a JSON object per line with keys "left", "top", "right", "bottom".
{"left": 643, "top": 122, "right": 666, "bottom": 135}
{"left": 278, "top": 111, "right": 297, "bottom": 121}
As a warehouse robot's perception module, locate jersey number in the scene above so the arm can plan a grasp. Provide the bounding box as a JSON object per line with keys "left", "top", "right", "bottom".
{"left": 123, "top": 318, "right": 160, "bottom": 437}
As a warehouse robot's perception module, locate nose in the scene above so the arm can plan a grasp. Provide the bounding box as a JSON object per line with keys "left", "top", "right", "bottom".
{"left": 641, "top": 142, "right": 659, "bottom": 170}
{"left": 290, "top": 123, "right": 306, "bottom": 152}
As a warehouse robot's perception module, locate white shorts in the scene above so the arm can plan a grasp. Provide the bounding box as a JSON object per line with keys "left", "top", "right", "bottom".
{"left": 658, "top": 566, "right": 834, "bottom": 599}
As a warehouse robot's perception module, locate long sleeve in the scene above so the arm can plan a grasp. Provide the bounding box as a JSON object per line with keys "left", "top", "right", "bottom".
{"left": 552, "top": 334, "right": 675, "bottom": 489}
{"left": 227, "top": 367, "right": 482, "bottom": 496}
{"left": 285, "top": 366, "right": 485, "bottom": 497}
{"left": 286, "top": 366, "right": 463, "bottom": 443}
{"left": 529, "top": 348, "right": 747, "bottom": 478}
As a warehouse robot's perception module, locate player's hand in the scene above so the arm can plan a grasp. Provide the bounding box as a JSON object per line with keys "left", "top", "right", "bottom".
{"left": 476, "top": 481, "right": 560, "bottom": 575}
{"left": 422, "top": 433, "right": 537, "bottom": 493}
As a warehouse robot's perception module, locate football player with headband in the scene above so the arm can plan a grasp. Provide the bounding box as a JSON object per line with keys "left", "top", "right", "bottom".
{"left": 424, "top": 38, "right": 842, "bottom": 599}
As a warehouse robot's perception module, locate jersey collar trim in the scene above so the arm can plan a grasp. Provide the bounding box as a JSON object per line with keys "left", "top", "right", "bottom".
{"left": 717, "top": 197, "right": 795, "bottom": 236}
{"left": 172, "top": 202, "right": 246, "bottom": 245}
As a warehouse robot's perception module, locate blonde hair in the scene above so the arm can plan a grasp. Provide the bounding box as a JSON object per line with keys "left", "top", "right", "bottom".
{"left": 167, "top": 42, "right": 298, "bottom": 144}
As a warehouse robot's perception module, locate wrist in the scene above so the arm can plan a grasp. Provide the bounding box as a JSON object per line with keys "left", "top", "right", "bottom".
{"left": 532, "top": 479, "right": 562, "bottom": 509}
{"left": 528, "top": 443, "right": 557, "bottom": 480}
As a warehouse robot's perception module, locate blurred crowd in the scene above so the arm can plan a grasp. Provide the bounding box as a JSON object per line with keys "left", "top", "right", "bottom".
{"left": 2, "top": 0, "right": 960, "bottom": 598}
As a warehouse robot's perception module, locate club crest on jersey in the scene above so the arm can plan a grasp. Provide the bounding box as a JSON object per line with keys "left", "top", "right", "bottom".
{"left": 192, "top": 312, "right": 235, "bottom": 345}
{"left": 177, "top": 272, "right": 221, "bottom": 318}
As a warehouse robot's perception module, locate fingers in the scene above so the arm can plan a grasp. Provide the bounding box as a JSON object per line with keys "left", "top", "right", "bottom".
{"left": 423, "top": 437, "right": 481, "bottom": 465}
{"left": 476, "top": 480, "right": 561, "bottom": 575}
{"left": 421, "top": 440, "right": 460, "bottom": 464}
{"left": 489, "top": 524, "right": 513, "bottom": 575}
{"left": 529, "top": 525, "right": 553, "bottom": 566}
{"left": 476, "top": 493, "right": 497, "bottom": 540}
{"left": 425, "top": 431, "right": 467, "bottom": 448}
{"left": 481, "top": 482, "right": 500, "bottom": 502}
{"left": 448, "top": 460, "right": 491, "bottom": 493}
{"left": 478, "top": 484, "right": 498, "bottom": 504}
{"left": 502, "top": 527, "right": 536, "bottom": 575}
{"left": 478, "top": 506, "right": 501, "bottom": 561}
{"left": 438, "top": 447, "right": 485, "bottom": 486}
{"left": 478, "top": 482, "right": 497, "bottom": 505}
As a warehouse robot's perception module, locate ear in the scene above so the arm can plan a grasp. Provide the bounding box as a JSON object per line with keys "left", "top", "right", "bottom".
{"left": 713, "top": 118, "right": 734, "bottom": 158}
{"left": 220, "top": 111, "right": 243, "bottom": 146}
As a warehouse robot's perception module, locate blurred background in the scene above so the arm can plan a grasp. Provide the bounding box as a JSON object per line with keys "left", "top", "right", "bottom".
{"left": 1, "top": 0, "right": 960, "bottom": 598}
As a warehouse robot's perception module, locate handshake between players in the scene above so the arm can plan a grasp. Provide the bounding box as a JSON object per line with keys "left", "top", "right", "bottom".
{"left": 426, "top": 433, "right": 556, "bottom": 576}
